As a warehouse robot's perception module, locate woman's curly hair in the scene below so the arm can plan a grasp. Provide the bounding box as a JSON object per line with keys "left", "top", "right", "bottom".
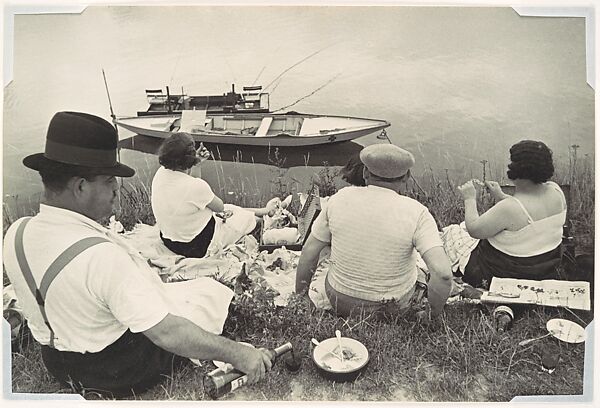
{"left": 158, "top": 133, "right": 200, "bottom": 171}
{"left": 506, "top": 140, "right": 554, "bottom": 184}
{"left": 340, "top": 154, "right": 366, "bottom": 186}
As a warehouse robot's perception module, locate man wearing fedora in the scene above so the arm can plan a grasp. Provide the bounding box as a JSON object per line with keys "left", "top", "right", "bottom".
{"left": 3, "top": 112, "right": 272, "bottom": 397}
{"left": 296, "top": 144, "right": 453, "bottom": 318}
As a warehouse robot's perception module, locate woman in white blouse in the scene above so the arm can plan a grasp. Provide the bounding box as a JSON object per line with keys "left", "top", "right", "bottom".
{"left": 151, "top": 133, "right": 274, "bottom": 258}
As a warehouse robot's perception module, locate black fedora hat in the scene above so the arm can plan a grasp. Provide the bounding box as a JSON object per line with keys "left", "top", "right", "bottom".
{"left": 23, "top": 111, "right": 135, "bottom": 177}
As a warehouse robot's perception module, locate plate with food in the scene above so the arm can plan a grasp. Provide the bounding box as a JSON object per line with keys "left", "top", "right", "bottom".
{"left": 311, "top": 336, "right": 369, "bottom": 382}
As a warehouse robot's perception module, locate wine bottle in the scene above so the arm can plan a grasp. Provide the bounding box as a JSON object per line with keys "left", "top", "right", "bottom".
{"left": 493, "top": 305, "right": 514, "bottom": 333}
{"left": 203, "top": 342, "right": 293, "bottom": 399}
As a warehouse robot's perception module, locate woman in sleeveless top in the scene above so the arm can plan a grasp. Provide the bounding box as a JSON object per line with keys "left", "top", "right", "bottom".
{"left": 455, "top": 140, "right": 566, "bottom": 288}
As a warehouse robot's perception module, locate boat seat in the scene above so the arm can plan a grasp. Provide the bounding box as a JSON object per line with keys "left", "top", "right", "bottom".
{"left": 179, "top": 110, "right": 208, "bottom": 133}
{"left": 255, "top": 117, "right": 273, "bottom": 137}
{"left": 146, "top": 89, "right": 167, "bottom": 105}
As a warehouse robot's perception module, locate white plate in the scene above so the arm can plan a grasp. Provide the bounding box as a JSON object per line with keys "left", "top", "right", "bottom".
{"left": 313, "top": 337, "right": 369, "bottom": 373}
{"left": 547, "top": 318, "right": 586, "bottom": 344}
{"left": 212, "top": 341, "right": 255, "bottom": 370}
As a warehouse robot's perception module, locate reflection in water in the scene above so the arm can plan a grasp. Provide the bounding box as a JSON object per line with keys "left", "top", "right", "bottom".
{"left": 118, "top": 135, "right": 364, "bottom": 168}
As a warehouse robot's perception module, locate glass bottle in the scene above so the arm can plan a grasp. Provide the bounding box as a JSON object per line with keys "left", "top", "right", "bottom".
{"left": 203, "top": 342, "right": 293, "bottom": 399}
{"left": 493, "top": 305, "right": 514, "bottom": 333}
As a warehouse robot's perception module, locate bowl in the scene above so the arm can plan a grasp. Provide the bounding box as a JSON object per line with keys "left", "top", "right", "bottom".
{"left": 312, "top": 337, "right": 369, "bottom": 382}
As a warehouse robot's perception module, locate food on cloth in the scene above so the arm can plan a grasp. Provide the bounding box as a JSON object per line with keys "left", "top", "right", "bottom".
{"left": 263, "top": 196, "right": 303, "bottom": 245}
{"left": 262, "top": 227, "right": 300, "bottom": 245}
{"left": 264, "top": 208, "right": 298, "bottom": 230}
{"left": 262, "top": 192, "right": 317, "bottom": 247}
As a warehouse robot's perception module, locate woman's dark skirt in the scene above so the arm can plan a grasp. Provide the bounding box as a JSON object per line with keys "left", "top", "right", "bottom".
{"left": 160, "top": 216, "right": 216, "bottom": 258}
{"left": 463, "top": 239, "right": 562, "bottom": 289}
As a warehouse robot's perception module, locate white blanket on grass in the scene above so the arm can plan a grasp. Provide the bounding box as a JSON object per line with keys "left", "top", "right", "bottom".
{"left": 119, "top": 222, "right": 309, "bottom": 307}
{"left": 117, "top": 222, "right": 466, "bottom": 310}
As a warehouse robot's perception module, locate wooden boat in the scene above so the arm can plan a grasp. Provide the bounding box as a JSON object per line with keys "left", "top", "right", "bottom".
{"left": 114, "top": 110, "right": 390, "bottom": 147}
{"left": 138, "top": 84, "right": 269, "bottom": 116}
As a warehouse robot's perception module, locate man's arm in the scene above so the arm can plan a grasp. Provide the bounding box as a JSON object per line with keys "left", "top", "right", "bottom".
{"left": 421, "top": 246, "right": 453, "bottom": 316}
{"left": 143, "top": 314, "right": 272, "bottom": 384}
{"left": 295, "top": 235, "right": 328, "bottom": 294}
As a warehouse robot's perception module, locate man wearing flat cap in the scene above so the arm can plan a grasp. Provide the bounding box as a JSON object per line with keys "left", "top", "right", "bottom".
{"left": 296, "top": 144, "right": 453, "bottom": 317}
{"left": 3, "top": 112, "right": 272, "bottom": 397}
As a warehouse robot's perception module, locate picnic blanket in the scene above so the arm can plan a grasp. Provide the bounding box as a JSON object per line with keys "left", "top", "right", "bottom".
{"left": 3, "top": 218, "right": 469, "bottom": 327}
{"left": 119, "top": 221, "right": 470, "bottom": 308}
{"left": 118, "top": 222, "right": 310, "bottom": 307}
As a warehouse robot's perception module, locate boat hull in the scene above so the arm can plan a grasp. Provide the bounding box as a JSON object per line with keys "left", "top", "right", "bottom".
{"left": 114, "top": 113, "right": 390, "bottom": 147}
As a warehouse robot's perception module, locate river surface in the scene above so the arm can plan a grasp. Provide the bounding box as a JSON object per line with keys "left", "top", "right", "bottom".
{"left": 3, "top": 6, "right": 594, "bottom": 211}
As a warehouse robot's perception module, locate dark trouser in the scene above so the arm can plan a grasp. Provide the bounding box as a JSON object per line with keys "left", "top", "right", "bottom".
{"left": 160, "top": 217, "right": 216, "bottom": 258}
{"left": 41, "top": 330, "right": 184, "bottom": 398}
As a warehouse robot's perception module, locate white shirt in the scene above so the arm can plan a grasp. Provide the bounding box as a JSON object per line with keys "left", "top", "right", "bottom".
{"left": 3, "top": 205, "right": 170, "bottom": 353}
{"left": 488, "top": 182, "right": 567, "bottom": 257}
{"left": 151, "top": 166, "right": 215, "bottom": 242}
{"left": 310, "top": 185, "right": 442, "bottom": 302}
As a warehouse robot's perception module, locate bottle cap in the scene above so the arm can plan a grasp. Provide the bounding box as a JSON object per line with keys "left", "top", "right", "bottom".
{"left": 493, "top": 305, "right": 514, "bottom": 319}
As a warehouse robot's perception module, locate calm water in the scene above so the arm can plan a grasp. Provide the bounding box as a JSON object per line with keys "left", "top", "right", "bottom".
{"left": 3, "top": 6, "right": 594, "bottom": 210}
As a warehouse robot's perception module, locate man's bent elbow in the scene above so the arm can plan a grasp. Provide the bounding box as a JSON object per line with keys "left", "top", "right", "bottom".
{"left": 143, "top": 314, "right": 188, "bottom": 355}
{"left": 465, "top": 225, "right": 489, "bottom": 240}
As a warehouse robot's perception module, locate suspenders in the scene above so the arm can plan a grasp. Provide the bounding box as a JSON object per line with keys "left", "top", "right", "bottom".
{"left": 13, "top": 217, "right": 109, "bottom": 348}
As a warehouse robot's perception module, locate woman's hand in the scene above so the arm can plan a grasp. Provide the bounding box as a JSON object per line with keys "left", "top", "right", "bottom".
{"left": 484, "top": 181, "right": 507, "bottom": 201}
{"left": 215, "top": 210, "right": 234, "bottom": 222}
{"left": 457, "top": 180, "right": 477, "bottom": 201}
{"left": 196, "top": 143, "right": 211, "bottom": 163}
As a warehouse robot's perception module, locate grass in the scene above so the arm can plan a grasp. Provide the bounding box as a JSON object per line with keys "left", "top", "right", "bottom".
{"left": 9, "top": 296, "right": 590, "bottom": 401}
{"left": 3, "top": 148, "right": 594, "bottom": 401}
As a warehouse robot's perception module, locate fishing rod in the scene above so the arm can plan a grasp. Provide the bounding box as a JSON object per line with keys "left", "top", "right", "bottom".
{"left": 101, "top": 68, "right": 125, "bottom": 161}
{"left": 378, "top": 129, "right": 428, "bottom": 197}
{"left": 262, "top": 43, "right": 336, "bottom": 93}
{"left": 271, "top": 74, "right": 340, "bottom": 113}
{"left": 102, "top": 68, "right": 116, "bottom": 123}
{"left": 252, "top": 66, "right": 267, "bottom": 87}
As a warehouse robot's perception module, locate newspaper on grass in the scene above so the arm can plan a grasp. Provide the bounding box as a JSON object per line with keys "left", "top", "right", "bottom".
{"left": 480, "top": 277, "right": 590, "bottom": 311}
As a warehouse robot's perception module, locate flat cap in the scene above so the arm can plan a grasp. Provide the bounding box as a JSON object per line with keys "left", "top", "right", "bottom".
{"left": 359, "top": 144, "right": 415, "bottom": 179}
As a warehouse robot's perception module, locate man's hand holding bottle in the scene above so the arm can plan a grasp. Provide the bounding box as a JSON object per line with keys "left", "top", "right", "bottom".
{"left": 232, "top": 346, "right": 273, "bottom": 384}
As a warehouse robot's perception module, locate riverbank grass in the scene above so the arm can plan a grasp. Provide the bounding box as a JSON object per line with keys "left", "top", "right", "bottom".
{"left": 11, "top": 297, "right": 589, "bottom": 401}
{"left": 5, "top": 152, "right": 593, "bottom": 401}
